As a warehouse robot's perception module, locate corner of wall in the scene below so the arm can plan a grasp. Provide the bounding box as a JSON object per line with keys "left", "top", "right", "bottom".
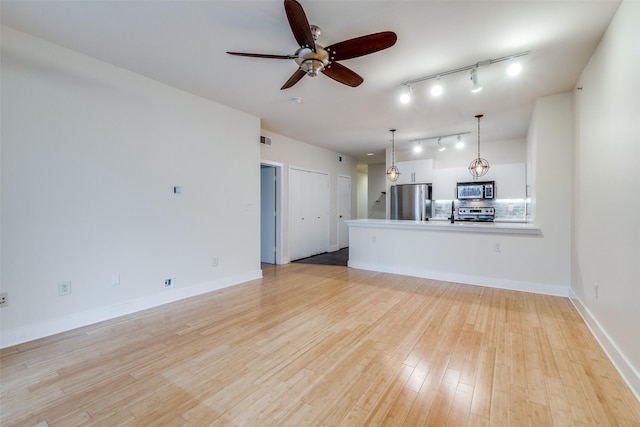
{"left": 569, "top": 289, "right": 640, "bottom": 401}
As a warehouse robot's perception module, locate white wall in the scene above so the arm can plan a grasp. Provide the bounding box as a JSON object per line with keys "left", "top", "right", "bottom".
{"left": 570, "top": 0, "right": 640, "bottom": 395}
{"left": 527, "top": 93, "right": 573, "bottom": 289}
{"left": 356, "top": 168, "right": 368, "bottom": 219}
{"left": 367, "top": 163, "right": 387, "bottom": 219}
{"left": 0, "top": 27, "right": 262, "bottom": 347}
{"left": 259, "top": 129, "right": 357, "bottom": 261}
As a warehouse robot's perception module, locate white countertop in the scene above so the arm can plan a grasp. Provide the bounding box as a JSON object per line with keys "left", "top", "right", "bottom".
{"left": 346, "top": 219, "right": 541, "bottom": 235}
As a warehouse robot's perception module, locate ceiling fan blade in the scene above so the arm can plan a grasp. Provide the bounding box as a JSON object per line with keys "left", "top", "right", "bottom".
{"left": 326, "top": 31, "right": 397, "bottom": 61}
{"left": 322, "top": 62, "right": 363, "bottom": 87}
{"left": 227, "top": 52, "right": 296, "bottom": 60}
{"left": 281, "top": 69, "right": 307, "bottom": 90}
{"left": 284, "top": 0, "right": 315, "bottom": 50}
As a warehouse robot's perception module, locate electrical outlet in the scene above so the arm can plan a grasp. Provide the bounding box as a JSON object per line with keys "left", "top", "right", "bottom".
{"left": 58, "top": 281, "right": 72, "bottom": 296}
{"left": 212, "top": 257, "right": 219, "bottom": 267}
{"left": 164, "top": 278, "right": 174, "bottom": 288}
{"left": 594, "top": 282, "right": 599, "bottom": 299}
{"left": 494, "top": 242, "right": 502, "bottom": 252}
{"left": 0, "top": 292, "right": 8, "bottom": 307}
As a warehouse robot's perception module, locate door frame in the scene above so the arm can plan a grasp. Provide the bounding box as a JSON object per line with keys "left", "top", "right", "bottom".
{"left": 260, "top": 160, "right": 283, "bottom": 264}
{"left": 337, "top": 174, "right": 352, "bottom": 249}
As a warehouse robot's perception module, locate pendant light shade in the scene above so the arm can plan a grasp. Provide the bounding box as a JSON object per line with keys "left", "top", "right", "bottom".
{"left": 469, "top": 114, "right": 490, "bottom": 178}
{"left": 386, "top": 129, "right": 400, "bottom": 182}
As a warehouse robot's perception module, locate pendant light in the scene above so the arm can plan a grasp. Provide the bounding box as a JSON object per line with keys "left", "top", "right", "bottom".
{"left": 386, "top": 129, "right": 400, "bottom": 182}
{"left": 468, "top": 114, "right": 490, "bottom": 178}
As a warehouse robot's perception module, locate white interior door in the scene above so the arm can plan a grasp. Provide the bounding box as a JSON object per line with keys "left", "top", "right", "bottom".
{"left": 260, "top": 166, "right": 276, "bottom": 264}
{"left": 338, "top": 175, "right": 351, "bottom": 249}
{"left": 311, "top": 172, "right": 329, "bottom": 255}
{"left": 289, "top": 168, "right": 304, "bottom": 260}
{"left": 289, "top": 167, "right": 329, "bottom": 261}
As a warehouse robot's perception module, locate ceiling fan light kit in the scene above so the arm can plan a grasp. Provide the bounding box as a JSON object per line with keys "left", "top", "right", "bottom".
{"left": 227, "top": 0, "right": 397, "bottom": 90}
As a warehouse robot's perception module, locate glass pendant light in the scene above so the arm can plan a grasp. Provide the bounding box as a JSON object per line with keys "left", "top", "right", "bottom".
{"left": 386, "top": 129, "right": 400, "bottom": 182}
{"left": 468, "top": 114, "right": 490, "bottom": 178}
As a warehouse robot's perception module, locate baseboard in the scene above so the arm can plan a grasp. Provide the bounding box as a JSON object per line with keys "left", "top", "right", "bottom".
{"left": 328, "top": 244, "right": 340, "bottom": 253}
{"left": 347, "top": 261, "right": 569, "bottom": 297}
{"left": 569, "top": 289, "right": 640, "bottom": 401}
{"left": 0, "top": 270, "right": 263, "bottom": 349}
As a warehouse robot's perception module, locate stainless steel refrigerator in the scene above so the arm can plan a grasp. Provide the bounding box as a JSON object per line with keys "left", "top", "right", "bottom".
{"left": 390, "top": 184, "right": 433, "bottom": 220}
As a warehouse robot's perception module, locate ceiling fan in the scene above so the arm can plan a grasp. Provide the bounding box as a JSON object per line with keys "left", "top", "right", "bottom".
{"left": 227, "top": 0, "right": 397, "bottom": 90}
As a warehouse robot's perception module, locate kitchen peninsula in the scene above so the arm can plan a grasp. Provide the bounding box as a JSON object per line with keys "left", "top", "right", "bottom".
{"left": 345, "top": 218, "right": 566, "bottom": 297}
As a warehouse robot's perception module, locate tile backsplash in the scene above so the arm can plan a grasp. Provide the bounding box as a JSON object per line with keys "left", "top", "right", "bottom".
{"left": 433, "top": 199, "right": 527, "bottom": 222}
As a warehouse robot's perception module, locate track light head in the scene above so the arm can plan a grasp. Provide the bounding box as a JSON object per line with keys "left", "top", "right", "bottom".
{"left": 430, "top": 77, "right": 443, "bottom": 96}
{"left": 507, "top": 61, "right": 522, "bottom": 76}
{"left": 470, "top": 68, "right": 482, "bottom": 93}
{"left": 400, "top": 85, "right": 412, "bottom": 104}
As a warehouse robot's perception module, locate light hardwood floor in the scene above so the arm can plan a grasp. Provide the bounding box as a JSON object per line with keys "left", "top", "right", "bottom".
{"left": 1, "top": 263, "right": 639, "bottom": 426}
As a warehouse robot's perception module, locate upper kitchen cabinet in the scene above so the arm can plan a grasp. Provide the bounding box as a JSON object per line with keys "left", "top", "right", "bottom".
{"left": 396, "top": 159, "right": 433, "bottom": 184}
{"left": 432, "top": 168, "right": 457, "bottom": 200}
{"left": 494, "top": 163, "right": 526, "bottom": 199}
{"left": 456, "top": 165, "right": 495, "bottom": 182}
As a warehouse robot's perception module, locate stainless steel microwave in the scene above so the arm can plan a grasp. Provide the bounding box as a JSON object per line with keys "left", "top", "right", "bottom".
{"left": 456, "top": 181, "right": 494, "bottom": 199}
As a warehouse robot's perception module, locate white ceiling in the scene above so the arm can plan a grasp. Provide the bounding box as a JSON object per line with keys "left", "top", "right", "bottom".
{"left": 1, "top": 0, "right": 620, "bottom": 164}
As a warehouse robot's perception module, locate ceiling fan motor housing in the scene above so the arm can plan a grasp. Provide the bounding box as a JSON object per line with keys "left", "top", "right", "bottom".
{"left": 295, "top": 45, "right": 329, "bottom": 77}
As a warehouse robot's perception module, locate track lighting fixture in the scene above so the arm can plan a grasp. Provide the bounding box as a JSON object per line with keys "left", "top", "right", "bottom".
{"left": 413, "top": 142, "right": 423, "bottom": 153}
{"left": 386, "top": 129, "right": 400, "bottom": 182}
{"left": 430, "top": 77, "right": 443, "bottom": 96}
{"left": 399, "top": 50, "right": 529, "bottom": 99}
{"left": 408, "top": 131, "right": 471, "bottom": 152}
{"left": 400, "top": 85, "right": 412, "bottom": 104}
{"left": 470, "top": 68, "right": 482, "bottom": 93}
{"left": 468, "top": 114, "right": 490, "bottom": 178}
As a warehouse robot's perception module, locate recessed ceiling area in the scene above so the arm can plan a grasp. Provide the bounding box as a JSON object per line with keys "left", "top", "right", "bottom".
{"left": 0, "top": 0, "right": 620, "bottom": 163}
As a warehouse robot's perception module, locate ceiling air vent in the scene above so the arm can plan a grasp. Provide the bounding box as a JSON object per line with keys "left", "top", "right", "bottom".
{"left": 260, "top": 135, "right": 272, "bottom": 146}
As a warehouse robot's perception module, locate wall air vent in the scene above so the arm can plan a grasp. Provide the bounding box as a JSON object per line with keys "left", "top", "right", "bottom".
{"left": 260, "top": 135, "right": 272, "bottom": 146}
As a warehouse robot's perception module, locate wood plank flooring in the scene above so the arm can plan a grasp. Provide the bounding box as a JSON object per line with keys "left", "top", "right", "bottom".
{"left": 1, "top": 263, "right": 639, "bottom": 426}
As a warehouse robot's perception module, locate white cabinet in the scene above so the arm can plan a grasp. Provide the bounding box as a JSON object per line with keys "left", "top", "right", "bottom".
{"left": 431, "top": 162, "right": 526, "bottom": 200}
{"left": 396, "top": 159, "right": 433, "bottom": 184}
{"left": 494, "top": 163, "right": 526, "bottom": 199}
{"left": 456, "top": 165, "right": 495, "bottom": 183}
{"left": 289, "top": 168, "right": 329, "bottom": 261}
{"left": 432, "top": 168, "right": 457, "bottom": 200}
